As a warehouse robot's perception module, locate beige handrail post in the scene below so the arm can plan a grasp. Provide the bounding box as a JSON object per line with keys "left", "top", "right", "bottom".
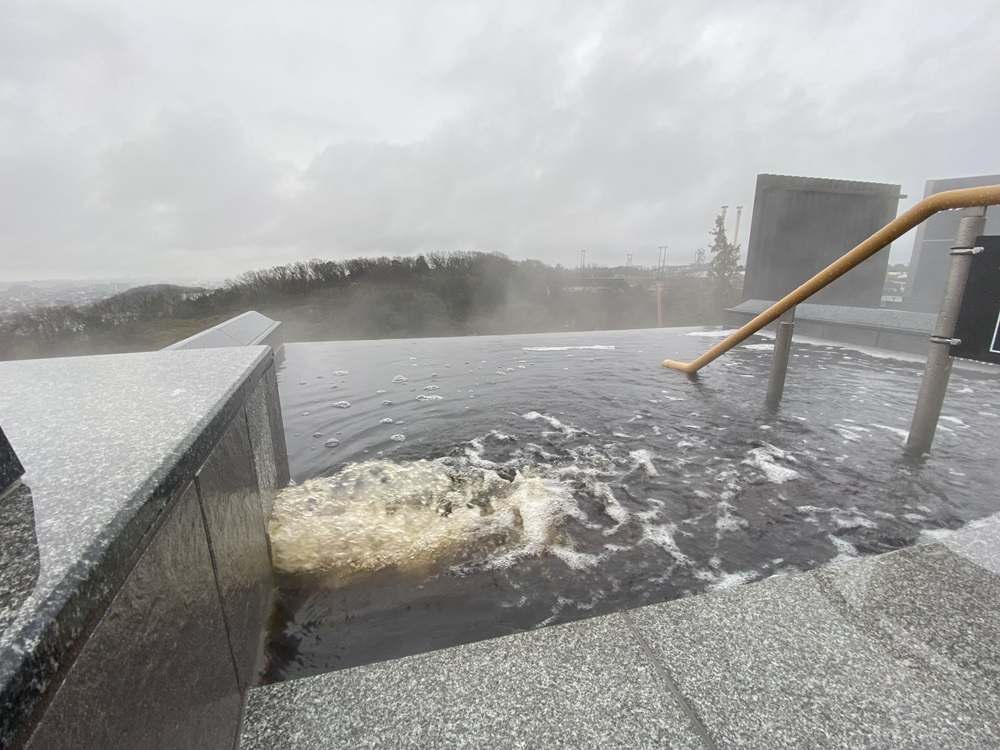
{"left": 663, "top": 185, "right": 1000, "bottom": 373}
{"left": 906, "top": 206, "right": 988, "bottom": 454}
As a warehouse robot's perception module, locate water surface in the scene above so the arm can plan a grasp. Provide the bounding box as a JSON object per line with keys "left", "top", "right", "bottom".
{"left": 265, "top": 327, "right": 1000, "bottom": 681}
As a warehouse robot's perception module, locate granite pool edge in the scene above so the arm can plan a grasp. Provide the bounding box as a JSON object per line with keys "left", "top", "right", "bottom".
{"left": 0, "top": 348, "right": 274, "bottom": 749}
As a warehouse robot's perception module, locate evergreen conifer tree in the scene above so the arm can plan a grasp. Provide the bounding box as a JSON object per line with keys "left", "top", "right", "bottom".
{"left": 707, "top": 211, "right": 743, "bottom": 311}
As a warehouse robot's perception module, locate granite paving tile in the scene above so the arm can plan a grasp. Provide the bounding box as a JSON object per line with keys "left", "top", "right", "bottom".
{"left": 628, "top": 546, "right": 1000, "bottom": 749}
{"left": 242, "top": 612, "right": 708, "bottom": 750}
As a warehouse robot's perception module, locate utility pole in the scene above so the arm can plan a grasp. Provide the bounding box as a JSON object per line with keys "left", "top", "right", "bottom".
{"left": 695, "top": 248, "right": 705, "bottom": 268}
{"left": 580, "top": 249, "right": 586, "bottom": 272}
{"left": 657, "top": 246, "right": 668, "bottom": 278}
{"left": 656, "top": 281, "right": 663, "bottom": 327}
{"left": 733, "top": 205, "right": 744, "bottom": 247}
{"left": 626, "top": 253, "right": 633, "bottom": 270}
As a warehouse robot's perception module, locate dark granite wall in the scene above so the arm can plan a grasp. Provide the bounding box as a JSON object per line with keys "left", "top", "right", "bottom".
{"left": 0, "top": 425, "right": 24, "bottom": 493}
{"left": 742, "top": 174, "right": 901, "bottom": 308}
{"left": 196, "top": 407, "right": 274, "bottom": 689}
{"left": 12, "top": 359, "right": 288, "bottom": 749}
{"left": 23, "top": 483, "right": 242, "bottom": 750}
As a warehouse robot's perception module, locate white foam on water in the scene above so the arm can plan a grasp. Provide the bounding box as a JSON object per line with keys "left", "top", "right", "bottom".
{"left": 829, "top": 535, "right": 859, "bottom": 561}
{"left": 835, "top": 427, "right": 863, "bottom": 442}
{"left": 939, "top": 416, "right": 968, "bottom": 428}
{"left": 332, "top": 401, "right": 351, "bottom": 409}
{"left": 695, "top": 568, "right": 759, "bottom": 590}
{"left": 640, "top": 523, "right": 692, "bottom": 565}
{"left": 684, "top": 329, "right": 741, "bottom": 338}
{"left": 742, "top": 343, "right": 774, "bottom": 351}
{"left": 521, "top": 345, "right": 616, "bottom": 351}
{"left": 743, "top": 443, "right": 800, "bottom": 484}
{"left": 417, "top": 394, "right": 444, "bottom": 401}
{"left": 379, "top": 418, "right": 393, "bottom": 424}
{"left": 520, "top": 411, "right": 587, "bottom": 437}
{"left": 870, "top": 424, "right": 909, "bottom": 442}
{"left": 629, "top": 449, "right": 659, "bottom": 477}
{"left": 391, "top": 375, "right": 408, "bottom": 383}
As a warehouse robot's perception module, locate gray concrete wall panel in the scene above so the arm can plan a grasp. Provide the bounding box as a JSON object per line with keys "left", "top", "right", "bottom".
{"left": 742, "top": 174, "right": 901, "bottom": 308}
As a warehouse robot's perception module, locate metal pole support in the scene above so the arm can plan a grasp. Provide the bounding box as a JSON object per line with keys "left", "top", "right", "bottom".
{"left": 766, "top": 306, "right": 796, "bottom": 409}
{"left": 906, "top": 206, "right": 987, "bottom": 455}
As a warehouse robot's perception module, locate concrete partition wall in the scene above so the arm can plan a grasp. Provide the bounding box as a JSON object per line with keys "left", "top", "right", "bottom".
{"left": 742, "top": 174, "right": 902, "bottom": 308}
{"left": 0, "top": 347, "right": 289, "bottom": 750}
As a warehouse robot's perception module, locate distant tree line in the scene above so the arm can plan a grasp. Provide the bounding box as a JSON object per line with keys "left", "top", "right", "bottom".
{"left": 1, "top": 246, "right": 738, "bottom": 361}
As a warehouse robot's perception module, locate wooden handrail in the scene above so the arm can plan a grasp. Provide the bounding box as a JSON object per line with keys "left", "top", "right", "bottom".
{"left": 663, "top": 185, "right": 1000, "bottom": 373}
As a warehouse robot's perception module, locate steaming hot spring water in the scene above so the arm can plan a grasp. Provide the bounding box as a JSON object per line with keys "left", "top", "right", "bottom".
{"left": 263, "top": 327, "right": 1000, "bottom": 681}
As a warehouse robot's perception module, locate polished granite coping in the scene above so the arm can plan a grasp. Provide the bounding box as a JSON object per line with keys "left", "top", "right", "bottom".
{"left": 0, "top": 347, "right": 273, "bottom": 747}
{"left": 166, "top": 310, "right": 282, "bottom": 352}
{"left": 242, "top": 519, "right": 1000, "bottom": 749}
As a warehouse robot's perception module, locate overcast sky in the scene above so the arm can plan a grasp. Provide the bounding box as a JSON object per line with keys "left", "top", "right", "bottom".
{"left": 1, "top": 0, "right": 997, "bottom": 282}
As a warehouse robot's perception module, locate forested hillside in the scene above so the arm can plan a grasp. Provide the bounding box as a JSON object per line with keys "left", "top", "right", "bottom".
{"left": 0, "top": 252, "right": 734, "bottom": 360}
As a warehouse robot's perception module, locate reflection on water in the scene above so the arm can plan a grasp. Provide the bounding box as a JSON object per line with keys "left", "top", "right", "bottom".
{"left": 264, "top": 328, "right": 1000, "bottom": 682}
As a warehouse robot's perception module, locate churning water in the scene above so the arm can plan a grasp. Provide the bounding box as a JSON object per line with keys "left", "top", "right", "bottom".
{"left": 264, "top": 326, "right": 1000, "bottom": 682}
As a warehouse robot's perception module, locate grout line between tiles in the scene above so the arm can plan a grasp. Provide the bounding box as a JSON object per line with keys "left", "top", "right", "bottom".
{"left": 620, "top": 610, "right": 718, "bottom": 750}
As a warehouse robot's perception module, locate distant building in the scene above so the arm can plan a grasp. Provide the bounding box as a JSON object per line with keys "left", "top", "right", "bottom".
{"left": 901, "top": 174, "right": 1000, "bottom": 312}
{"left": 742, "top": 174, "right": 902, "bottom": 308}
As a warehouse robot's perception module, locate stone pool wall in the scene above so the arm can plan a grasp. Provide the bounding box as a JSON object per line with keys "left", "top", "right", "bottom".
{"left": 0, "top": 323, "right": 288, "bottom": 748}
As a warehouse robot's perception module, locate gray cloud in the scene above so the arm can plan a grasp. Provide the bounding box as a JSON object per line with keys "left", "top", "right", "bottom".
{"left": 1, "top": 0, "right": 997, "bottom": 281}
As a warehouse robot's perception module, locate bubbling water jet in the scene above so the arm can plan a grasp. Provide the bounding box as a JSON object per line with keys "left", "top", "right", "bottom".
{"left": 268, "top": 459, "right": 580, "bottom": 588}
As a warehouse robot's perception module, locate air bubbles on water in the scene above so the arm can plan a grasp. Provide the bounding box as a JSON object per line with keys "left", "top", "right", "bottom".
{"left": 379, "top": 418, "right": 394, "bottom": 424}
{"left": 390, "top": 434, "right": 406, "bottom": 442}
{"left": 333, "top": 370, "right": 350, "bottom": 376}
{"left": 392, "top": 375, "right": 408, "bottom": 384}
{"left": 332, "top": 401, "right": 351, "bottom": 409}
{"left": 324, "top": 438, "right": 340, "bottom": 448}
